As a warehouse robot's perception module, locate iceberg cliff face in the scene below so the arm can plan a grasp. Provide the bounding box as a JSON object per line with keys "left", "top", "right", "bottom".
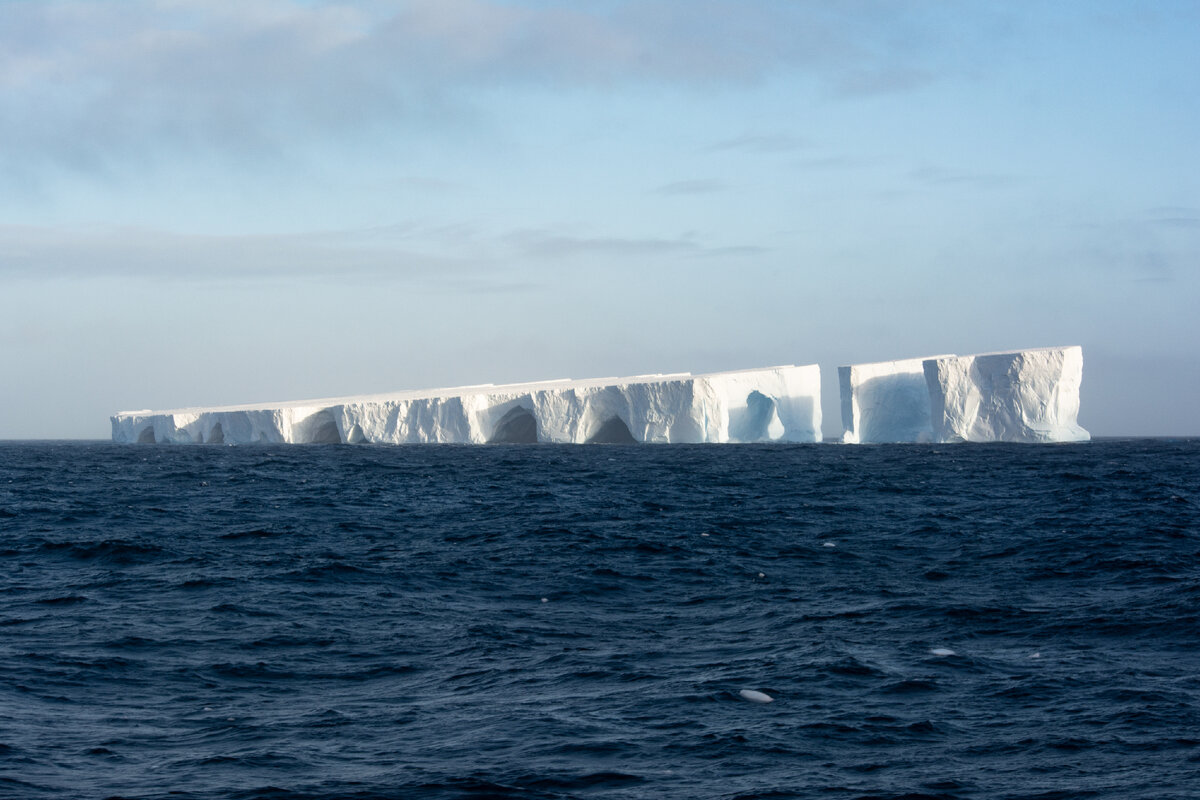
{"left": 839, "top": 347, "right": 1089, "bottom": 443}
{"left": 112, "top": 365, "right": 823, "bottom": 445}
{"left": 838, "top": 356, "right": 953, "bottom": 443}
{"left": 923, "top": 347, "right": 1089, "bottom": 443}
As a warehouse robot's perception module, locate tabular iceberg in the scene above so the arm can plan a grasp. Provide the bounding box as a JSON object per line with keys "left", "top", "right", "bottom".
{"left": 840, "top": 346, "right": 1089, "bottom": 444}
{"left": 112, "top": 365, "right": 823, "bottom": 445}
{"left": 924, "top": 347, "right": 1089, "bottom": 443}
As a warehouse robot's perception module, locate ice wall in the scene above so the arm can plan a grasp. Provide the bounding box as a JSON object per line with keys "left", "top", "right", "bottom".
{"left": 923, "top": 347, "right": 1089, "bottom": 443}
{"left": 112, "top": 365, "right": 823, "bottom": 445}
{"left": 838, "top": 356, "right": 953, "bottom": 443}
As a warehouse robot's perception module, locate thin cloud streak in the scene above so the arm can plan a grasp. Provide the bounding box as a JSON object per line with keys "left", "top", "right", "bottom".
{"left": 652, "top": 179, "right": 728, "bottom": 195}
{"left": 0, "top": 222, "right": 766, "bottom": 280}
{"left": 706, "top": 134, "right": 811, "bottom": 154}
{"left": 0, "top": 224, "right": 472, "bottom": 282}
{"left": 504, "top": 229, "right": 767, "bottom": 261}
{"left": 1144, "top": 207, "right": 1200, "bottom": 228}
{"left": 909, "top": 164, "right": 1016, "bottom": 188}
{"left": 506, "top": 230, "right": 700, "bottom": 260}
{"left": 796, "top": 155, "right": 877, "bottom": 170}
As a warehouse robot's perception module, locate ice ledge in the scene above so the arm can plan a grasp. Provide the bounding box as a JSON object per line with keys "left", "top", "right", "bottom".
{"left": 112, "top": 365, "right": 823, "bottom": 445}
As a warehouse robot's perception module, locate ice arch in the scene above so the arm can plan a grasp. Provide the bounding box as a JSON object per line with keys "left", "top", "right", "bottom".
{"left": 295, "top": 410, "right": 342, "bottom": 444}
{"left": 729, "top": 391, "right": 784, "bottom": 442}
{"left": 110, "top": 364, "right": 824, "bottom": 445}
{"left": 586, "top": 417, "right": 637, "bottom": 444}
{"left": 488, "top": 407, "right": 538, "bottom": 444}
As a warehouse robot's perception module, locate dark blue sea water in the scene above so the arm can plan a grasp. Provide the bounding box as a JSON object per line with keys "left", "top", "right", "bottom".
{"left": 1, "top": 440, "right": 1197, "bottom": 800}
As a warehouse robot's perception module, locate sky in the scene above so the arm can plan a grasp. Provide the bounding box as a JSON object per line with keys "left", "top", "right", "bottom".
{"left": 1, "top": 0, "right": 1198, "bottom": 439}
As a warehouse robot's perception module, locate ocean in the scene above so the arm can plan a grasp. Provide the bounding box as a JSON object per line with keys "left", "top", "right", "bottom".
{"left": 0, "top": 440, "right": 1197, "bottom": 800}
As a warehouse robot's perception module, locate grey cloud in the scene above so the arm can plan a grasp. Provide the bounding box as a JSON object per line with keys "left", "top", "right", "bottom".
{"left": 426, "top": 278, "right": 541, "bottom": 295}
{"left": 1066, "top": 214, "right": 1199, "bottom": 285}
{"left": 1134, "top": 252, "right": 1175, "bottom": 283}
{"left": 0, "top": 224, "right": 475, "bottom": 281}
{"left": 652, "top": 179, "right": 727, "bottom": 195}
{"left": 909, "top": 165, "right": 1015, "bottom": 188}
{"left": 706, "top": 134, "right": 810, "bottom": 154}
{"left": 1147, "top": 205, "right": 1199, "bottom": 217}
{"left": 797, "top": 155, "right": 876, "bottom": 170}
{"left": 507, "top": 230, "right": 701, "bottom": 260}
{"left": 505, "top": 229, "right": 765, "bottom": 261}
{"left": 1144, "top": 207, "right": 1200, "bottom": 228}
{"left": 0, "top": 221, "right": 762, "bottom": 280}
{"left": 834, "top": 66, "right": 933, "bottom": 96}
{"left": 698, "top": 245, "right": 770, "bottom": 259}
{"left": 1153, "top": 218, "right": 1200, "bottom": 229}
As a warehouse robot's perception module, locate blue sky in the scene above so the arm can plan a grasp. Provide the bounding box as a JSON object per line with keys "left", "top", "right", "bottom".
{"left": 1, "top": 0, "right": 1197, "bottom": 438}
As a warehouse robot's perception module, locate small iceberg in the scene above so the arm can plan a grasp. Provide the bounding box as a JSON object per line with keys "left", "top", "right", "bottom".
{"left": 739, "top": 689, "right": 773, "bottom": 703}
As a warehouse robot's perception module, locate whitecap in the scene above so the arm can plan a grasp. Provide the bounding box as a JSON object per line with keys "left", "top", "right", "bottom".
{"left": 929, "top": 647, "right": 956, "bottom": 657}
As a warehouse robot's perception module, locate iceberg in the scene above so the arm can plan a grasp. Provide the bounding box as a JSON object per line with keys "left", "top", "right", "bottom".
{"left": 924, "top": 347, "right": 1089, "bottom": 443}
{"left": 839, "top": 346, "right": 1089, "bottom": 444}
{"left": 112, "top": 365, "right": 823, "bottom": 445}
{"left": 838, "top": 356, "right": 952, "bottom": 444}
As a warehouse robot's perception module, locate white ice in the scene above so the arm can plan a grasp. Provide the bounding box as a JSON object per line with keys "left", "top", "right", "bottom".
{"left": 112, "top": 365, "right": 823, "bottom": 445}
{"left": 924, "top": 347, "right": 1089, "bottom": 443}
{"left": 839, "top": 346, "right": 1089, "bottom": 444}
{"left": 838, "top": 355, "right": 952, "bottom": 443}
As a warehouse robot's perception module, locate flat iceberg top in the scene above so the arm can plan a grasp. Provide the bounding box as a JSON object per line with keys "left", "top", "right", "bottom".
{"left": 116, "top": 365, "right": 806, "bottom": 418}
{"left": 839, "top": 354, "right": 955, "bottom": 373}
{"left": 950, "top": 345, "right": 1083, "bottom": 359}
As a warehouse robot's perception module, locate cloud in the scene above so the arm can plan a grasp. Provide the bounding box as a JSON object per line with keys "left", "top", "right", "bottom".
{"left": 909, "top": 164, "right": 1015, "bottom": 189}
{"left": 505, "top": 228, "right": 765, "bottom": 261}
{"left": 0, "top": 223, "right": 474, "bottom": 281}
{"left": 1134, "top": 252, "right": 1175, "bottom": 283}
{"left": 0, "top": 0, "right": 988, "bottom": 180}
{"left": 652, "top": 179, "right": 727, "bottom": 195}
{"left": 697, "top": 245, "right": 771, "bottom": 259}
{"left": 506, "top": 229, "right": 701, "bottom": 260}
{"left": 833, "top": 66, "right": 933, "bottom": 96}
{"left": 0, "top": 221, "right": 764, "bottom": 281}
{"left": 706, "top": 134, "right": 810, "bottom": 154}
{"left": 1066, "top": 210, "right": 1200, "bottom": 285}
{"left": 797, "top": 155, "right": 876, "bottom": 170}
{"left": 1145, "top": 207, "right": 1200, "bottom": 228}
